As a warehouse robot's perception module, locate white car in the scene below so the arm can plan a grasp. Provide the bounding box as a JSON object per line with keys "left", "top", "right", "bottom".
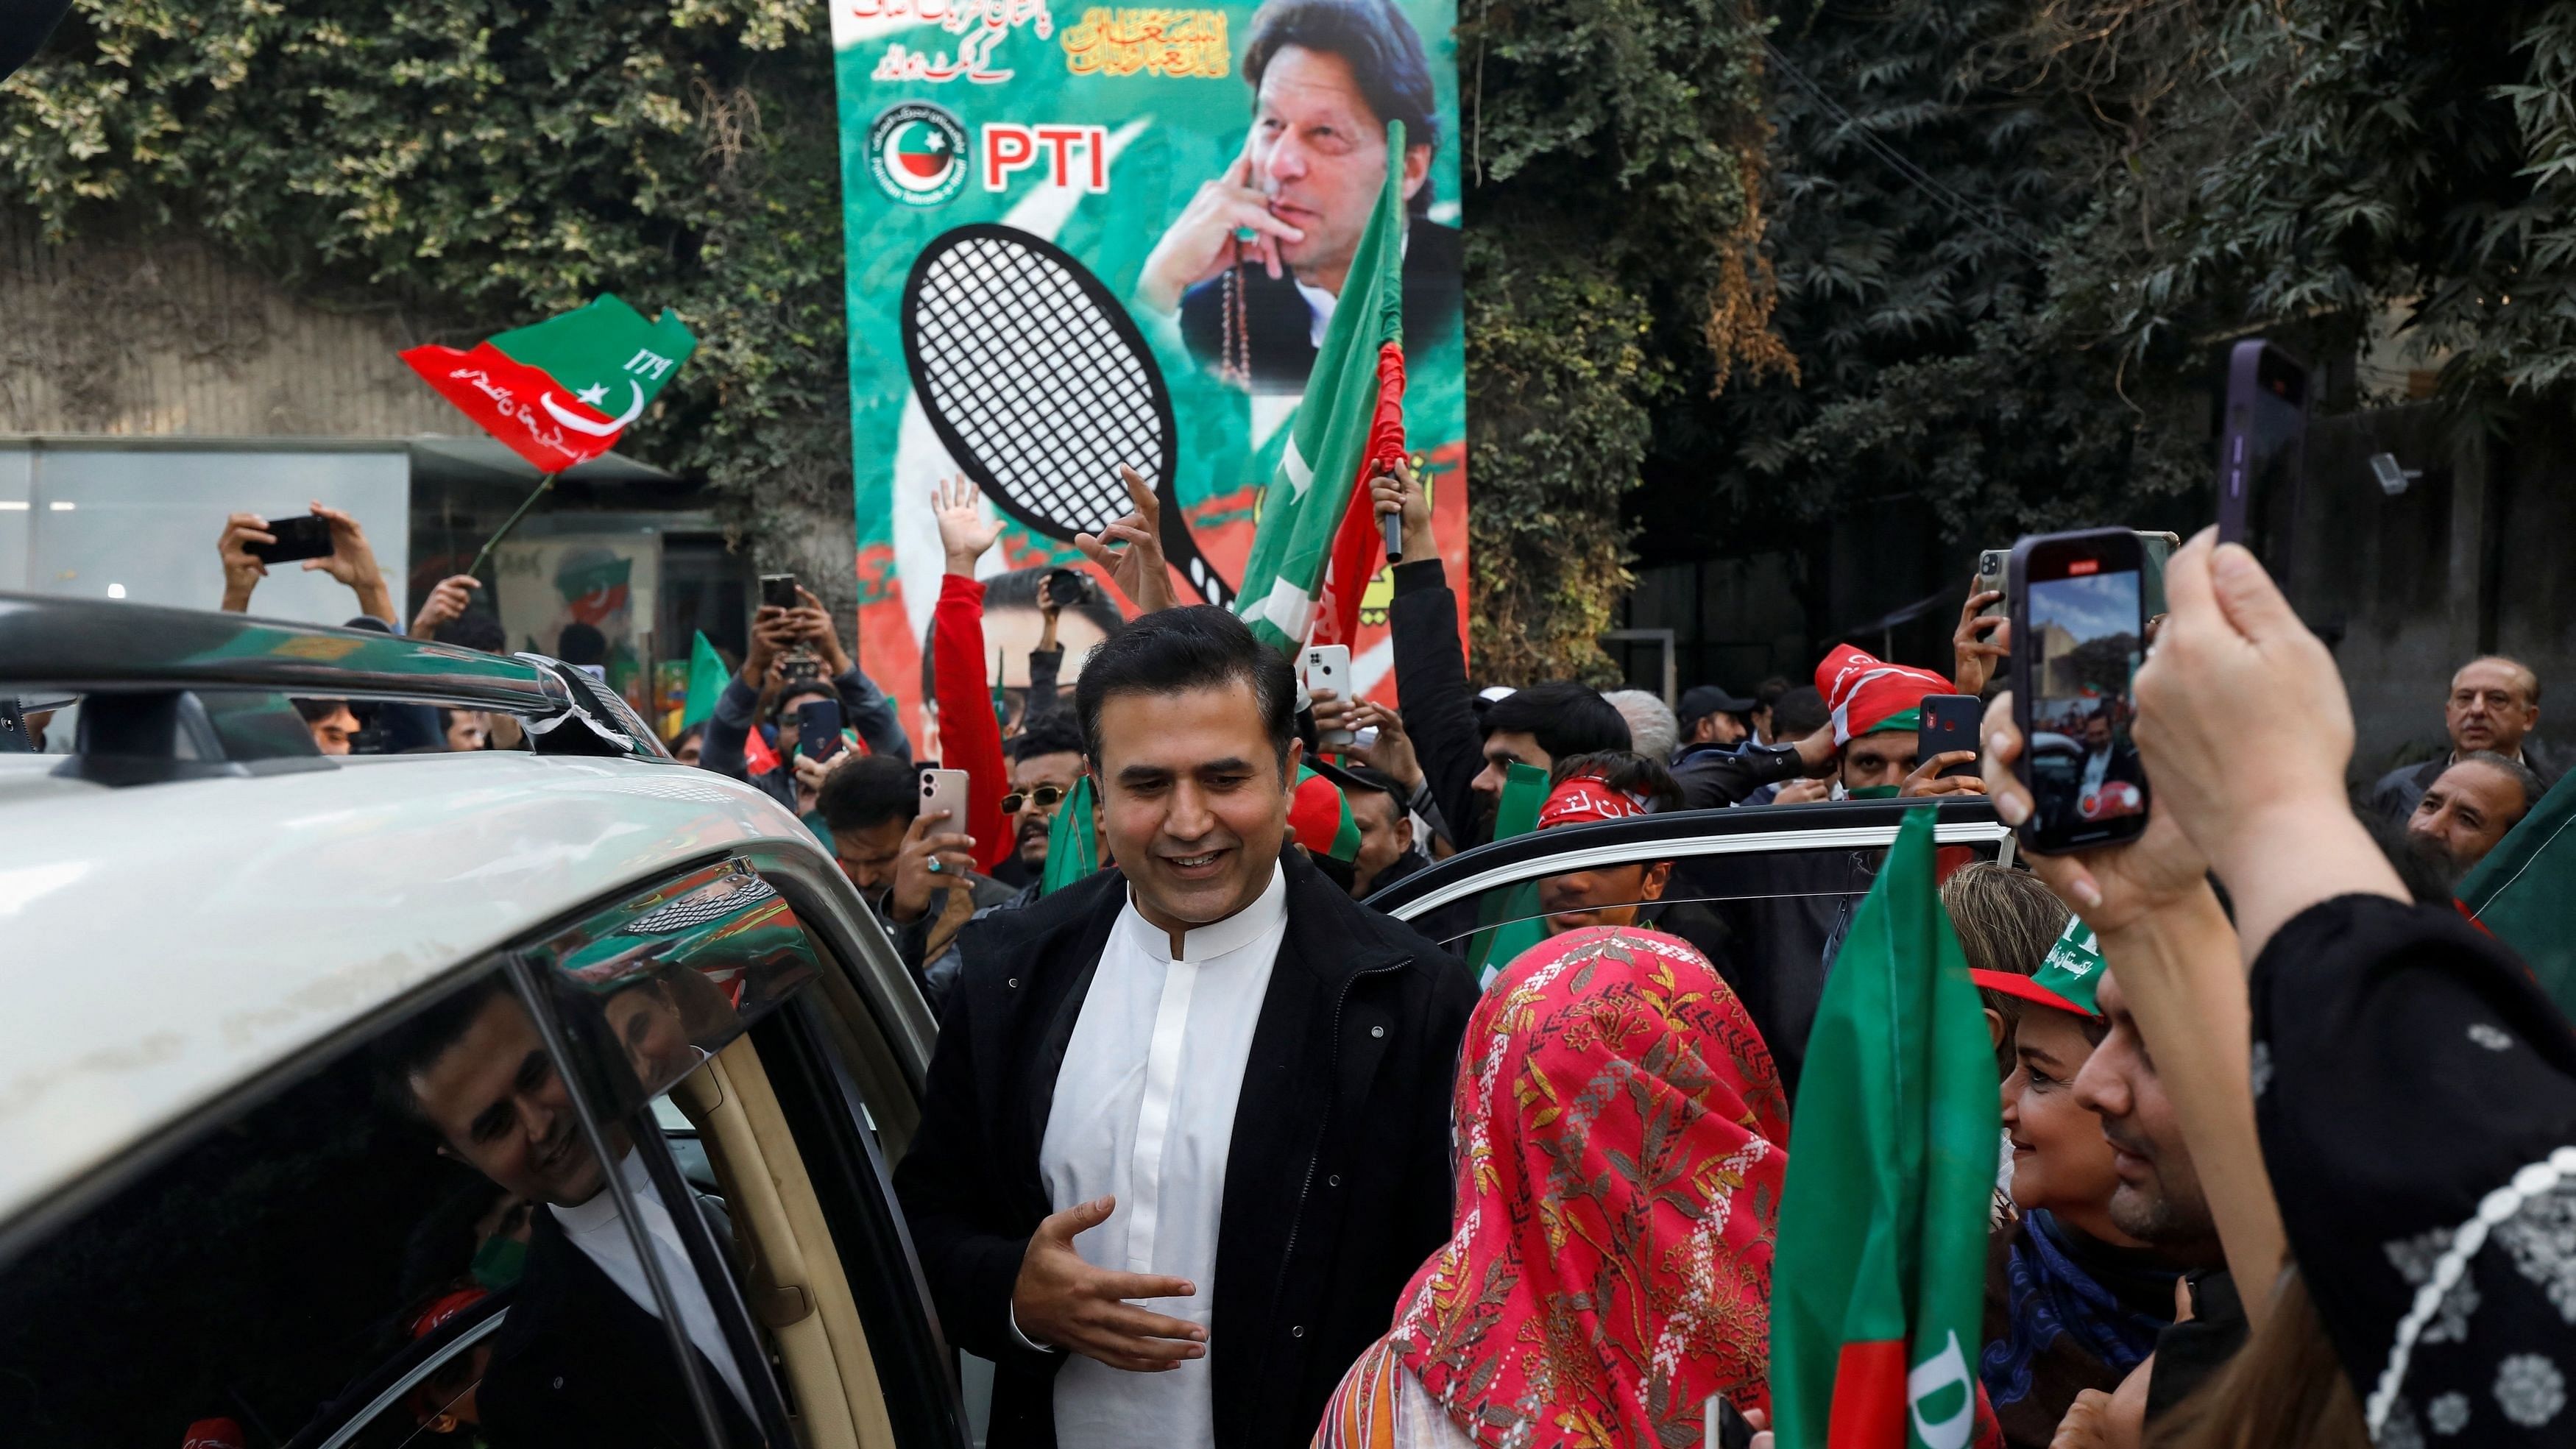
{"left": 0, "top": 595, "right": 969, "bottom": 1449}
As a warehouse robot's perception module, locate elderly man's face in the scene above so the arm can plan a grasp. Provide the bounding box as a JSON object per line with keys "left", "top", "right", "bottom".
{"left": 1251, "top": 46, "right": 1430, "bottom": 293}
{"left": 2448, "top": 659, "right": 2540, "bottom": 758}
{"left": 2409, "top": 759, "right": 2530, "bottom": 878}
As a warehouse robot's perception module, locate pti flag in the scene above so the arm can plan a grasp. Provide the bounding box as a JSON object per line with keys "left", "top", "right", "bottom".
{"left": 1233, "top": 120, "right": 1410, "bottom": 653}
{"left": 403, "top": 297, "right": 696, "bottom": 473}
{"left": 1772, "top": 807, "right": 2000, "bottom": 1449}
{"left": 2461, "top": 768, "right": 2576, "bottom": 1013}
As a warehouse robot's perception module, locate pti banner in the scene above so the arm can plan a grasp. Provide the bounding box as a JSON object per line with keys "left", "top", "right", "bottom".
{"left": 829, "top": 0, "right": 1470, "bottom": 750}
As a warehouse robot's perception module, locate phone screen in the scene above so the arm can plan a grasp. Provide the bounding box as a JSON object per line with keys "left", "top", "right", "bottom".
{"left": 2024, "top": 558, "right": 2148, "bottom": 848}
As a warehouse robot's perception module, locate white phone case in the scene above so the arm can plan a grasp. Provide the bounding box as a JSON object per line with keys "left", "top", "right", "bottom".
{"left": 1303, "top": 645, "right": 1354, "bottom": 747}
{"left": 919, "top": 768, "right": 972, "bottom": 833}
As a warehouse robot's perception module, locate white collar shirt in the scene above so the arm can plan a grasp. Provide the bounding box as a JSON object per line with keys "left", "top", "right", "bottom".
{"left": 1034, "top": 862, "right": 1290, "bottom": 1449}
{"left": 2082, "top": 743, "right": 2113, "bottom": 795}
{"left": 551, "top": 1146, "right": 754, "bottom": 1417}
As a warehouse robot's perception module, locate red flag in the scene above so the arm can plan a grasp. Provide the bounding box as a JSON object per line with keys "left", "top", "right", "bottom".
{"left": 1309, "top": 341, "right": 1409, "bottom": 651}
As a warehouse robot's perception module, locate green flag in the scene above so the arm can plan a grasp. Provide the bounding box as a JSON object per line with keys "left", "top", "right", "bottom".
{"left": 1771, "top": 807, "right": 1998, "bottom": 1449}
{"left": 1464, "top": 760, "right": 1551, "bottom": 985}
{"left": 1234, "top": 120, "right": 1409, "bottom": 653}
{"left": 1041, "top": 774, "right": 1100, "bottom": 896}
{"left": 681, "top": 631, "right": 730, "bottom": 731}
{"left": 2462, "top": 768, "right": 2576, "bottom": 1012}
{"left": 402, "top": 295, "right": 697, "bottom": 474}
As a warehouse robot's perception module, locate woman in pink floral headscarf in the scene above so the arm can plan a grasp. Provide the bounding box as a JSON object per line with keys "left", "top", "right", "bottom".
{"left": 1314, "top": 926, "right": 1792, "bottom": 1449}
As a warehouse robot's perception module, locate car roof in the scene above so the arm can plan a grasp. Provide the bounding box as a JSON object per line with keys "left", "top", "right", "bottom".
{"left": 0, "top": 749, "right": 821, "bottom": 1236}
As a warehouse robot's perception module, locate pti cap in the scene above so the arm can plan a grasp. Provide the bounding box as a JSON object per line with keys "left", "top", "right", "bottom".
{"left": 1969, "top": 916, "right": 2106, "bottom": 1018}
{"left": 1816, "top": 643, "right": 1955, "bottom": 745}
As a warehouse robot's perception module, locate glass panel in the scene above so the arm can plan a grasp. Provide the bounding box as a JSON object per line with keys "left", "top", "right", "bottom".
{"left": 0, "top": 968, "right": 733, "bottom": 1449}
{"left": 532, "top": 857, "right": 822, "bottom": 1102}
{"left": 1407, "top": 835, "right": 2005, "bottom": 1093}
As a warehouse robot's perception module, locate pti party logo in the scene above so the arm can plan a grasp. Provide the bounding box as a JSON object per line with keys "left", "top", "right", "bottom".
{"left": 870, "top": 102, "right": 969, "bottom": 206}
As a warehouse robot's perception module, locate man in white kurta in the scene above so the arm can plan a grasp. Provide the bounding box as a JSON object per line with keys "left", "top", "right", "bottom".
{"left": 1018, "top": 865, "right": 1287, "bottom": 1445}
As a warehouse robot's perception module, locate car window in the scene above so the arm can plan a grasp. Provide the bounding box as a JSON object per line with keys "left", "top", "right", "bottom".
{"left": 1381, "top": 804, "right": 2009, "bottom": 1095}
{"left": 0, "top": 966, "right": 737, "bottom": 1449}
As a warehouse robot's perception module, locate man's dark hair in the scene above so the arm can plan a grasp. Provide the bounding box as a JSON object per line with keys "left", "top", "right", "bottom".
{"left": 2455, "top": 749, "right": 2546, "bottom": 822}
{"left": 291, "top": 696, "right": 351, "bottom": 724}
{"left": 1242, "top": 0, "right": 1439, "bottom": 216}
{"left": 1009, "top": 711, "right": 1088, "bottom": 765}
{"left": 1340, "top": 763, "right": 1404, "bottom": 803}
{"left": 1075, "top": 605, "right": 1295, "bottom": 773}
{"left": 776, "top": 678, "right": 838, "bottom": 716}
{"left": 556, "top": 622, "right": 607, "bottom": 667}
{"left": 1771, "top": 685, "right": 1828, "bottom": 738}
{"left": 1755, "top": 676, "right": 1792, "bottom": 709}
{"left": 1482, "top": 681, "right": 1631, "bottom": 763}
{"left": 1548, "top": 750, "right": 1683, "bottom": 813}
{"left": 372, "top": 974, "right": 514, "bottom": 1127}
{"left": 818, "top": 754, "right": 921, "bottom": 835}
{"left": 435, "top": 610, "right": 509, "bottom": 655}
{"left": 919, "top": 564, "right": 1128, "bottom": 700}
{"left": 668, "top": 723, "right": 704, "bottom": 755}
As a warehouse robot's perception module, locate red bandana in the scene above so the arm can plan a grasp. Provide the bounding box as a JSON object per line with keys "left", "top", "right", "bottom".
{"left": 1384, "top": 927, "right": 1791, "bottom": 1445}
{"left": 1536, "top": 772, "right": 1652, "bottom": 831}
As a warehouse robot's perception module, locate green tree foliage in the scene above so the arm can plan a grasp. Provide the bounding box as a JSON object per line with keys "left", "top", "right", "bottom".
{"left": 1456, "top": 0, "right": 1791, "bottom": 681}
{"left": 0, "top": 0, "right": 859, "bottom": 609}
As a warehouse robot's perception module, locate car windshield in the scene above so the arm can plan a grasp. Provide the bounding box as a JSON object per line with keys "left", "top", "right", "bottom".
{"left": 1374, "top": 801, "right": 2009, "bottom": 1092}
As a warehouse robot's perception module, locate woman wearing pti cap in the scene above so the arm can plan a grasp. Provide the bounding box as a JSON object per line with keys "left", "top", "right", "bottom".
{"left": 1954, "top": 871, "right": 2185, "bottom": 1449}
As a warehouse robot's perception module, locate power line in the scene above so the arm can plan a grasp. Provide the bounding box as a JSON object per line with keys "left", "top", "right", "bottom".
{"left": 1763, "top": 39, "right": 2051, "bottom": 266}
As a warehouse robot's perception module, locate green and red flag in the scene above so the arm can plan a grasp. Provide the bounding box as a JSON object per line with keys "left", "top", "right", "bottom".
{"left": 2462, "top": 768, "right": 2576, "bottom": 1011}
{"left": 403, "top": 296, "right": 696, "bottom": 473}
{"left": 1772, "top": 807, "right": 2000, "bottom": 1449}
{"left": 1234, "top": 120, "right": 1409, "bottom": 653}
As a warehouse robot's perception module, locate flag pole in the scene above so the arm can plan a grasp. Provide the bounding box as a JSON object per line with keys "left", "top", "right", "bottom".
{"left": 465, "top": 470, "right": 562, "bottom": 580}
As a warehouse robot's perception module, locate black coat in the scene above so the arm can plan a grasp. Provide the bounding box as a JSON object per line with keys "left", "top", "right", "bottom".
{"left": 892, "top": 851, "right": 1479, "bottom": 1449}
{"left": 1180, "top": 219, "right": 1464, "bottom": 394}
{"left": 477, "top": 1205, "right": 759, "bottom": 1449}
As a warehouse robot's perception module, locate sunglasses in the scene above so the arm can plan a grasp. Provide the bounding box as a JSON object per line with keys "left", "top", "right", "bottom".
{"left": 1000, "top": 784, "right": 1067, "bottom": 814}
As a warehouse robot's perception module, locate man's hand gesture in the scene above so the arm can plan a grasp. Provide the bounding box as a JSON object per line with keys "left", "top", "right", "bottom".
{"left": 1953, "top": 577, "right": 2009, "bottom": 698}
{"left": 217, "top": 513, "right": 275, "bottom": 613}
{"left": 1134, "top": 138, "right": 1305, "bottom": 314}
{"left": 1011, "top": 1197, "right": 1207, "bottom": 1372}
{"left": 935, "top": 475, "right": 1005, "bottom": 577}
{"left": 411, "top": 575, "right": 484, "bottom": 640}
{"left": 1076, "top": 465, "right": 1178, "bottom": 616}
{"left": 887, "top": 809, "right": 977, "bottom": 923}
{"left": 1369, "top": 458, "right": 1436, "bottom": 565}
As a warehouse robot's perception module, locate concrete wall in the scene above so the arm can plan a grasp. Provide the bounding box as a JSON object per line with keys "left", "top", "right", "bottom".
{"left": 0, "top": 213, "right": 459, "bottom": 439}
{"left": 2296, "top": 403, "right": 2574, "bottom": 781}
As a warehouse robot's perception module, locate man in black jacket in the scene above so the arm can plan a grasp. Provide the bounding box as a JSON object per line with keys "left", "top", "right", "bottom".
{"left": 376, "top": 977, "right": 760, "bottom": 1449}
{"left": 893, "top": 606, "right": 1476, "bottom": 1449}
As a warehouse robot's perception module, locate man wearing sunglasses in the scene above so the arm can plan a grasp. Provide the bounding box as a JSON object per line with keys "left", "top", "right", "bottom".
{"left": 1005, "top": 713, "right": 1093, "bottom": 875}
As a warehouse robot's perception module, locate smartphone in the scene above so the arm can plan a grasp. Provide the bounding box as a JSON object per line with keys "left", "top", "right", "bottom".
{"left": 1917, "top": 693, "right": 1982, "bottom": 777}
{"left": 760, "top": 573, "right": 799, "bottom": 611}
{"left": 1042, "top": 567, "right": 1089, "bottom": 611}
{"left": 1303, "top": 645, "right": 1354, "bottom": 748}
{"left": 247, "top": 513, "right": 334, "bottom": 565}
{"left": 1974, "top": 550, "right": 2009, "bottom": 619}
{"left": 919, "top": 766, "right": 971, "bottom": 835}
{"left": 2134, "top": 529, "right": 2182, "bottom": 618}
{"left": 2214, "top": 340, "right": 2308, "bottom": 571}
{"left": 795, "top": 697, "right": 843, "bottom": 762}
{"left": 2009, "top": 528, "right": 2151, "bottom": 854}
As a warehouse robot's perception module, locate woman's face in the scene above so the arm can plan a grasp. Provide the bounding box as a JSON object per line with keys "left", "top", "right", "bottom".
{"left": 2002, "top": 1008, "right": 2143, "bottom": 1246}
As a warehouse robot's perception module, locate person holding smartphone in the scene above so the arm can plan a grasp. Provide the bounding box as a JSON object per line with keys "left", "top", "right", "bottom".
{"left": 699, "top": 584, "right": 910, "bottom": 809}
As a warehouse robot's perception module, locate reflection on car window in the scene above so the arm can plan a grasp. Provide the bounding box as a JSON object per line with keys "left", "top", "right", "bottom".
{"left": 1420, "top": 837, "right": 2002, "bottom": 1099}
{"left": 0, "top": 968, "right": 740, "bottom": 1449}
{"left": 532, "top": 858, "right": 822, "bottom": 1102}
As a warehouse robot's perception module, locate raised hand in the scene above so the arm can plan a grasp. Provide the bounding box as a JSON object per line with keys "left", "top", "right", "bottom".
{"left": 1011, "top": 1196, "right": 1207, "bottom": 1372}
{"left": 305, "top": 501, "right": 395, "bottom": 624}
{"left": 1981, "top": 692, "right": 2208, "bottom": 931}
{"left": 1368, "top": 457, "right": 1435, "bottom": 565}
{"left": 1134, "top": 135, "right": 1306, "bottom": 313}
{"left": 1952, "top": 577, "right": 2009, "bottom": 697}
{"left": 217, "top": 513, "right": 275, "bottom": 612}
{"left": 790, "top": 584, "right": 852, "bottom": 675}
{"left": 935, "top": 475, "right": 1005, "bottom": 575}
{"left": 411, "top": 575, "right": 484, "bottom": 639}
{"left": 1344, "top": 699, "right": 1423, "bottom": 793}
{"left": 1075, "top": 464, "right": 1178, "bottom": 616}
{"left": 887, "top": 809, "right": 979, "bottom": 923}
{"left": 1900, "top": 750, "right": 1988, "bottom": 798}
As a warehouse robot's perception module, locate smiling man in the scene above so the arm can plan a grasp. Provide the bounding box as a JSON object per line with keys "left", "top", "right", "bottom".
{"left": 377, "top": 977, "right": 757, "bottom": 1448}
{"left": 893, "top": 606, "right": 1476, "bottom": 1449}
{"left": 1139, "top": 0, "right": 1462, "bottom": 392}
